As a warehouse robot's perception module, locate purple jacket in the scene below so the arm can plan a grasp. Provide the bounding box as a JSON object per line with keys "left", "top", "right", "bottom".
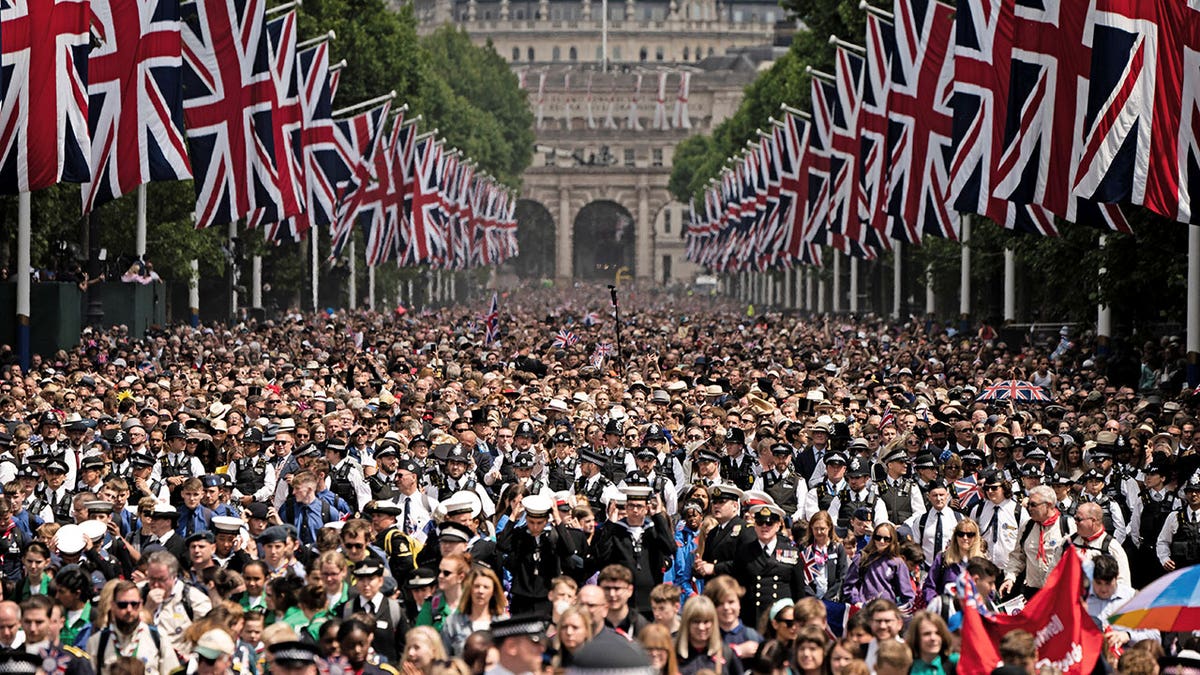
{"left": 921, "top": 552, "right": 966, "bottom": 605}
{"left": 843, "top": 554, "right": 916, "bottom": 608}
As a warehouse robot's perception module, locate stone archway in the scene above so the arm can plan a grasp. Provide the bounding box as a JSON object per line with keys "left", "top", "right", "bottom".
{"left": 512, "top": 199, "right": 556, "bottom": 279}
{"left": 573, "top": 200, "right": 635, "bottom": 280}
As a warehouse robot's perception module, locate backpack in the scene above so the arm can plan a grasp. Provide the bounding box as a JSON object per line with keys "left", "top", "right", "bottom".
{"left": 1018, "top": 516, "right": 1071, "bottom": 551}
{"left": 141, "top": 582, "right": 206, "bottom": 621}
{"left": 96, "top": 623, "right": 162, "bottom": 666}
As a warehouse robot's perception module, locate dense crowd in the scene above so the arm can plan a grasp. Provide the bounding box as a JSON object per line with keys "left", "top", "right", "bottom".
{"left": 0, "top": 283, "right": 1194, "bottom": 675}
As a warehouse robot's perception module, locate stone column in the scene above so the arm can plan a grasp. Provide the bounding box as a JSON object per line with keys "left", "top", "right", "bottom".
{"left": 626, "top": 0, "right": 636, "bottom": 20}
{"left": 500, "top": 0, "right": 509, "bottom": 20}
{"left": 467, "top": 0, "right": 477, "bottom": 20}
{"left": 636, "top": 184, "right": 652, "bottom": 283}
{"left": 557, "top": 189, "right": 573, "bottom": 281}
{"left": 581, "top": 0, "right": 592, "bottom": 18}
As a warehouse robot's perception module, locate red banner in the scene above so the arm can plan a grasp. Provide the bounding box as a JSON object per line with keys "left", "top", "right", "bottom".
{"left": 958, "top": 546, "right": 1103, "bottom": 675}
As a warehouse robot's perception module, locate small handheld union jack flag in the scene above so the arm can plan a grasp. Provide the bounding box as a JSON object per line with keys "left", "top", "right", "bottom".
{"left": 483, "top": 292, "right": 499, "bottom": 345}
{"left": 553, "top": 329, "right": 579, "bottom": 348}
{"left": 953, "top": 475, "right": 983, "bottom": 509}
{"left": 583, "top": 311, "right": 601, "bottom": 327}
{"left": 591, "top": 342, "right": 613, "bottom": 368}
{"left": 801, "top": 545, "right": 827, "bottom": 584}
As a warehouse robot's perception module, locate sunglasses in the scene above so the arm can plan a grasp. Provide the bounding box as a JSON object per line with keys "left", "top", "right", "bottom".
{"left": 776, "top": 618, "right": 796, "bottom": 627}
{"left": 115, "top": 600, "right": 142, "bottom": 609}
{"left": 754, "top": 518, "right": 781, "bottom": 525}
{"left": 874, "top": 534, "right": 892, "bottom": 542}
{"left": 955, "top": 531, "right": 978, "bottom": 539}
{"left": 438, "top": 569, "right": 458, "bottom": 576}
{"left": 343, "top": 543, "right": 364, "bottom": 550}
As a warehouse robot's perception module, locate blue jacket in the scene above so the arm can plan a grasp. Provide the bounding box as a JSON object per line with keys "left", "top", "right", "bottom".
{"left": 665, "top": 521, "right": 702, "bottom": 606}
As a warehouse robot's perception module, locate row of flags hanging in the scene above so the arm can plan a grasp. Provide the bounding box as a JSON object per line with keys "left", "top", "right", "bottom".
{"left": 523, "top": 69, "right": 691, "bottom": 131}
{"left": 0, "top": 0, "right": 518, "bottom": 270}
{"left": 686, "top": 0, "right": 1198, "bottom": 272}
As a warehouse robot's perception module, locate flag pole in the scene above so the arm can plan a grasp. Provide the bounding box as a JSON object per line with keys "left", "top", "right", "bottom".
{"left": 332, "top": 90, "right": 396, "bottom": 119}
{"left": 297, "top": 30, "right": 335, "bottom": 49}
{"left": 136, "top": 184, "right": 147, "bottom": 258}
{"left": 608, "top": 285, "right": 625, "bottom": 375}
{"left": 16, "top": 193, "right": 30, "bottom": 373}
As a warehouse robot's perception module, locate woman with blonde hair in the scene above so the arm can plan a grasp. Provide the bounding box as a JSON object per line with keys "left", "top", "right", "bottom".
{"left": 404, "top": 626, "right": 449, "bottom": 675}
{"left": 801, "top": 512, "right": 849, "bottom": 600}
{"left": 676, "top": 596, "right": 744, "bottom": 675}
{"left": 639, "top": 622, "right": 679, "bottom": 675}
{"left": 921, "top": 518, "right": 983, "bottom": 606}
{"left": 441, "top": 566, "right": 508, "bottom": 656}
{"left": 905, "top": 612, "right": 957, "bottom": 675}
{"left": 552, "top": 605, "right": 593, "bottom": 668}
{"left": 841, "top": 522, "right": 915, "bottom": 608}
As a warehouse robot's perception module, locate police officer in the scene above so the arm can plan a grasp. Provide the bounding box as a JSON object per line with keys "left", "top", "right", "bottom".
{"left": 1157, "top": 473, "right": 1200, "bottom": 572}
{"left": 728, "top": 502, "right": 803, "bottom": 627}
{"left": 546, "top": 431, "right": 579, "bottom": 492}
{"left": 158, "top": 422, "right": 203, "bottom": 503}
{"left": 369, "top": 442, "right": 400, "bottom": 500}
{"left": 753, "top": 444, "right": 806, "bottom": 522}
{"left": 366, "top": 499, "right": 420, "bottom": 587}
{"left": 687, "top": 448, "right": 724, "bottom": 492}
{"left": 801, "top": 452, "right": 849, "bottom": 523}
{"left": 427, "top": 444, "right": 495, "bottom": 518}
{"left": 497, "top": 494, "right": 587, "bottom": 615}
{"left": 878, "top": 448, "right": 923, "bottom": 525}
{"left": 1078, "top": 469, "right": 1128, "bottom": 544}
{"left": 574, "top": 447, "right": 618, "bottom": 520}
{"left": 1129, "top": 462, "right": 1178, "bottom": 587}
{"left": 622, "top": 448, "right": 677, "bottom": 516}
{"left": 643, "top": 424, "right": 685, "bottom": 488}
{"left": 829, "top": 457, "right": 888, "bottom": 531}
{"left": 32, "top": 458, "right": 73, "bottom": 524}
{"left": 325, "top": 439, "right": 370, "bottom": 516}
{"left": 229, "top": 427, "right": 277, "bottom": 508}
{"left": 720, "top": 427, "right": 757, "bottom": 492}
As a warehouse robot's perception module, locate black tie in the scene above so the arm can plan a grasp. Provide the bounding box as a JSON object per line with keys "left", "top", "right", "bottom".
{"left": 986, "top": 508, "right": 999, "bottom": 545}
{"left": 933, "top": 513, "right": 944, "bottom": 554}
{"left": 364, "top": 600, "right": 373, "bottom": 615}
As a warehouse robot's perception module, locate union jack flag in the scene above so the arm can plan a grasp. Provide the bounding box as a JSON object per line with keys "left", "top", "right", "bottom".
{"left": 553, "top": 329, "right": 579, "bottom": 348}
{"left": 829, "top": 44, "right": 881, "bottom": 258}
{"left": 284, "top": 42, "right": 337, "bottom": 241}
{"left": 884, "top": 0, "right": 959, "bottom": 242}
{"left": 976, "top": 379, "right": 1051, "bottom": 402}
{"left": 329, "top": 100, "right": 389, "bottom": 258}
{"left": 247, "top": 11, "right": 305, "bottom": 234}
{"left": 857, "top": 13, "right": 897, "bottom": 244}
{"left": 953, "top": 475, "right": 983, "bottom": 509}
{"left": 801, "top": 545, "right": 827, "bottom": 584}
{"left": 483, "top": 292, "right": 499, "bottom": 345}
{"left": 409, "top": 134, "right": 448, "bottom": 265}
{"left": 181, "top": 0, "right": 277, "bottom": 228}
{"left": 591, "top": 342, "right": 613, "bottom": 369}
{"left": 1074, "top": 0, "right": 1198, "bottom": 224}
{"left": 809, "top": 76, "right": 846, "bottom": 254}
{"left": 779, "top": 110, "right": 821, "bottom": 266}
{"left": 582, "top": 311, "right": 601, "bottom": 326}
{"left": 992, "top": 0, "right": 1129, "bottom": 233}
{"left": 84, "top": 0, "right": 191, "bottom": 212}
{"left": 0, "top": 0, "right": 92, "bottom": 194}
{"left": 357, "top": 113, "right": 404, "bottom": 267}
{"left": 949, "top": 0, "right": 1057, "bottom": 236}
{"left": 879, "top": 405, "right": 896, "bottom": 429}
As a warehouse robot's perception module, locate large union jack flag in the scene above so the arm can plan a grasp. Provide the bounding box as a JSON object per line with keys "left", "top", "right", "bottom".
{"left": 1074, "top": 0, "right": 1199, "bottom": 224}
{"left": 329, "top": 100, "right": 389, "bottom": 258}
{"left": 779, "top": 109, "right": 821, "bottom": 267}
{"left": 830, "top": 44, "right": 883, "bottom": 258}
{"left": 885, "top": 0, "right": 959, "bottom": 242}
{"left": 409, "top": 134, "right": 448, "bottom": 265}
{"left": 84, "top": 0, "right": 190, "bottom": 212}
{"left": 993, "top": 0, "right": 1129, "bottom": 233}
{"left": 856, "top": 13, "right": 897, "bottom": 245}
{"left": 247, "top": 10, "right": 305, "bottom": 235}
{"left": 0, "top": 0, "right": 91, "bottom": 194}
{"left": 949, "top": 0, "right": 1058, "bottom": 236}
{"left": 289, "top": 42, "right": 338, "bottom": 239}
{"left": 181, "top": 0, "right": 277, "bottom": 228}
{"left": 357, "top": 113, "right": 404, "bottom": 267}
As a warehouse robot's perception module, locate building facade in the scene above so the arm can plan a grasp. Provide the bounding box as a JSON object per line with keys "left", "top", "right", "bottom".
{"left": 415, "top": 0, "right": 782, "bottom": 283}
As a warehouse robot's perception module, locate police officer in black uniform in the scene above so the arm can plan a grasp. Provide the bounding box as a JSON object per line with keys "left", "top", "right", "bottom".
{"left": 159, "top": 421, "right": 199, "bottom": 504}
{"left": 369, "top": 442, "right": 400, "bottom": 500}
{"left": 1158, "top": 473, "right": 1200, "bottom": 572}
{"left": 757, "top": 444, "right": 803, "bottom": 519}
{"left": 497, "top": 494, "right": 587, "bottom": 615}
{"left": 720, "top": 427, "right": 757, "bottom": 492}
{"left": 546, "top": 431, "right": 578, "bottom": 492}
{"left": 728, "top": 502, "right": 803, "bottom": 627}
{"left": 230, "top": 427, "right": 275, "bottom": 507}
{"left": 325, "top": 439, "right": 367, "bottom": 516}
{"left": 878, "top": 447, "right": 921, "bottom": 524}
{"left": 1131, "top": 461, "right": 1178, "bottom": 586}
{"left": 575, "top": 447, "right": 615, "bottom": 519}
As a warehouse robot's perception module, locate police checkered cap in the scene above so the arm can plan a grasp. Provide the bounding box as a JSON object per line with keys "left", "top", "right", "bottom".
{"left": 490, "top": 615, "right": 550, "bottom": 642}
{"left": 268, "top": 641, "right": 319, "bottom": 664}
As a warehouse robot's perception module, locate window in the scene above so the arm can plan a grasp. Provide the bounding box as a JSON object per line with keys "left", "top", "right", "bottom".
{"left": 552, "top": 46, "right": 561, "bottom": 61}
{"left": 655, "top": 46, "right": 664, "bottom": 61}
{"left": 624, "top": 148, "right": 635, "bottom": 167}
{"left": 696, "top": 45, "right": 702, "bottom": 61}
{"left": 707, "top": 46, "right": 714, "bottom": 56}
{"left": 733, "top": 9, "right": 743, "bottom": 21}
{"left": 664, "top": 208, "right": 673, "bottom": 234}
{"left": 512, "top": 46, "right": 520, "bottom": 61}
{"left": 682, "top": 46, "right": 689, "bottom": 61}
{"left": 652, "top": 148, "right": 663, "bottom": 167}
{"left": 765, "top": 10, "right": 775, "bottom": 23}
{"left": 528, "top": 46, "right": 535, "bottom": 61}
{"left": 514, "top": 8, "right": 524, "bottom": 18}
{"left": 545, "top": 151, "right": 556, "bottom": 167}
{"left": 569, "top": 46, "right": 577, "bottom": 60}
{"left": 639, "top": 47, "right": 648, "bottom": 62}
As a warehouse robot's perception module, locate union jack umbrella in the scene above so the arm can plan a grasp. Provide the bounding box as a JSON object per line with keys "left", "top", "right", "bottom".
{"left": 976, "top": 380, "right": 1051, "bottom": 403}
{"left": 552, "top": 329, "right": 579, "bottom": 349}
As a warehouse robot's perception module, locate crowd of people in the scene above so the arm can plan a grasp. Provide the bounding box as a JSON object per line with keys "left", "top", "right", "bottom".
{"left": 0, "top": 283, "right": 1193, "bottom": 675}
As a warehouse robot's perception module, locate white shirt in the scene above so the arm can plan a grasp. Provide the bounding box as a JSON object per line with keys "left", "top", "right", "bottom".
{"left": 905, "top": 508, "right": 959, "bottom": 562}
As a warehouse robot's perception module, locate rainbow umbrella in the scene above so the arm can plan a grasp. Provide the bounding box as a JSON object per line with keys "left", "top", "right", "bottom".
{"left": 1109, "top": 564, "right": 1200, "bottom": 631}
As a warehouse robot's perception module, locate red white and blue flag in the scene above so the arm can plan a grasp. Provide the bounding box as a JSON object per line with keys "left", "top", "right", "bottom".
{"left": 856, "top": 13, "right": 897, "bottom": 245}
{"left": 180, "top": 0, "right": 277, "bottom": 228}
{"left": 285, "top": 42, "right": 337, "bottom": 241}
{"left": 884, "top": 0, "right": 959, "bottom": 242}
{"left": 0, "top": 0, "right": 92, "bottom": 194}
{"left": 1074, "top": 0, "right": 1199, "bottom": 224}
{"left": 329, "top": 100, "right": 389, "bottom": 258}
{"left": 953, "top": 475, "right": 983, "bottom": 509}
{"left": 553, "top": 329, "right": 579, "bottom": 348}
{"left": 84, "top": 0, "right": 191, "bottom": 212}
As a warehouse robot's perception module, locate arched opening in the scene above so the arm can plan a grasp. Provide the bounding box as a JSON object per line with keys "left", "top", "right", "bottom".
{"left": 573, "top": 200, "right": 635, "bottom": 280}
{"left": 512, "top": 200, "right": 557, "bottom": 279}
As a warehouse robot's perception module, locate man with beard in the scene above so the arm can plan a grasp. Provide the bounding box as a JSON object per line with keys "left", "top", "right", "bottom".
{"left": 368, "top": 438, "right": 401, "bottom": 500}
{"left": 88, "top": 580, "right": 179, "bottom": 675}
{"left": 427, "top": 445, "right": 495, "bottom": 518}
